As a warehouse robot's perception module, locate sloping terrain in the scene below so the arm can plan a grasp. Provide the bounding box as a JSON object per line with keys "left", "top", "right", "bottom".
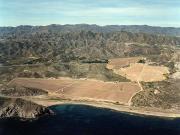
{"left": 1, "top": 24, "right": 180, "bottom": 36}
{"left": 0, "top": 25, "right": 180, "bottom": 118}
{"left": 107, "top": 58, "right": 169, "bottom": 82}
{"left": 0, "top": 31, "right": 179, "bottom": 64}
{"left": 116, "top": 63, "right": 169, "bottom": 82}
{"left": 8, "top": 78, "right": 141, "bottom": 105}
{"left": 0, "top": 62, "right": 129, "bottom": 85}
{"left": 0, "top": 97, "right": 52, "bottom": 118}
{"left": 171, "top": 62, "right": 180, "bottom": 79}
{"left": 0, "top": 85, "right": 48, "bottom": 97}
{"left": 107, "top": 57, "right": 143, "bottom": 69}
{"left": 132, "top": 79, "right": 180, "bottom": 109}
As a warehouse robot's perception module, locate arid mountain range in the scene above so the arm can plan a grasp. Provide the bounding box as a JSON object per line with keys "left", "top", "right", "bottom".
{"left": 0, "top": 24, "right": 180, "bottom": 119}
{"left": 0, "top": 25, "right": 180, "bottom": 64}
{"left": 1, "top": 24, "right": 180, "bottom": 37}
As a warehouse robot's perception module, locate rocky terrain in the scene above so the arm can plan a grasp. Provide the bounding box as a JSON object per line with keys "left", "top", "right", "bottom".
{"left": 0, "top": 29, "right": 180, "bottom": 65}
{"left": 0, "top": 24, "right": 180, "bottom": 36}
{"left": 0, "top": 84, "right": 51, "bottom": 119}
{"left": 0, "top": 24, "right": 180, "bottom": 118}
{"left": 0, "top": 85, "right": 48, "bottom": 97}
{"left": 132, "top": 79, "right": 180, "bottom": 110}
{"left": 0, "top": 97, "right": 52, "bottom": 119}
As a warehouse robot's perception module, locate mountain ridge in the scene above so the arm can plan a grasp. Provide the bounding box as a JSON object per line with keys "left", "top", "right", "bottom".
{"left": 0, "top": 30, "right": 180, "bottom": 64}
{"left": 1, "top": 24, "right": 180, "bottom": 37}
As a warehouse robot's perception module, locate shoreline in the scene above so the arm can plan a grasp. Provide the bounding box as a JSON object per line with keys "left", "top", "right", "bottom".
{"left": 31, "top": 98, "right": 180, "bottom": 119}
{"left": 5, "top": 77, "right": 180, "bottom": 119}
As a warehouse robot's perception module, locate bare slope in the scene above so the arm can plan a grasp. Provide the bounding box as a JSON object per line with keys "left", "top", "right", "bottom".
{"left": 8, "top": 78, "right": 141, "bottom": 105}
{"left": 107, "top": 58, "right": 169, "bottom": 82}
{"left": 0, "top": 97, "right": 52, "bottom": 118}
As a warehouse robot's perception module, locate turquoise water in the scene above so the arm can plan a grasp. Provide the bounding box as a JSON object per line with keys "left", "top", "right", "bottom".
{"left": 0, "top": 104, "right": 179, "bottom": 135}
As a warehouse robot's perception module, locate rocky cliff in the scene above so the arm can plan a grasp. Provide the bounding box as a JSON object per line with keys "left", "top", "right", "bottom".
{"left": 0, "top": 97, "right": 52, "bottom": 119}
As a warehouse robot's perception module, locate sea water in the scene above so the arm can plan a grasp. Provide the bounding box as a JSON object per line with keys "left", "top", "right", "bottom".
{"left": 0, "top": 104, "right": 179, "bottom": 135}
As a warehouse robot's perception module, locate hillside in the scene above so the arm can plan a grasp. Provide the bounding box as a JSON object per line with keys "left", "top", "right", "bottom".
{"left": 0, "top": 30, "right": 180, "bottom": 64}
{"left": 0, "top": 24, "right": 180, "bottom": 37}
{"left": 0, "top": 25, "right": 180, "bottom": 118}
{"left": 0, "top": 97, "right": 52, "bottom": 119}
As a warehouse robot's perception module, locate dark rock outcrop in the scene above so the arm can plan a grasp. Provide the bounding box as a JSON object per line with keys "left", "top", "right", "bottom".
{"left": 0, "top": 97, "right": 53, "bottom": 119}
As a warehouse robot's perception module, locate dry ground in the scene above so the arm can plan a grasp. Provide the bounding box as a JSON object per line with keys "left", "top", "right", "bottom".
{"left": 8, "top": 77, "right": 141, "bottom": 105}
{"left": 171, "top": 62, "right": 180, "bottom": 79}
{"left": 107, "top": 57, "right": 143, "bottom": 70}
{"left": 116, "top": 63, "right": 169, "bottom": 82}
{"left": 107, "top": 57, "right": 169, "bottom": 82}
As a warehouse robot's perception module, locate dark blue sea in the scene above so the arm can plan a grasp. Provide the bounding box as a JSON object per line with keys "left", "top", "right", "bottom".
{"left": 0, "top": 104, "right": 179, "bottom": 135}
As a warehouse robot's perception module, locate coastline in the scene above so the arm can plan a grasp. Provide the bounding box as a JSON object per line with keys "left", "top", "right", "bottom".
{"left": 5, "top": 77, "right": 180, "bottom": 119}
{"left": 31, "top": 98, "right": 180, "bottom": 119}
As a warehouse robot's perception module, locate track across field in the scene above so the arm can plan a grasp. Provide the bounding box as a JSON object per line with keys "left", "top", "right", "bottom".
{"left": 8, "top": 77, "right": 141, "bottom": 105}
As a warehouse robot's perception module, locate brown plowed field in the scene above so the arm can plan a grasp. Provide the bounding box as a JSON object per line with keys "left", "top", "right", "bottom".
{"left": 107, "top": 57, "right": 143, "bottom": 70}
{"left": 113, "top": 63, "right": 169, "bottom": 82}
{"left": 8, "top": 78, "right": 141, "bottom": 105}
{"left": 107, "top": 57, "right": 169, "bottom": 82}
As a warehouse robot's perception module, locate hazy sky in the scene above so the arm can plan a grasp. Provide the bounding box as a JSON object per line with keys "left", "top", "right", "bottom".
{"left": 0, "top": 0, "right": 180, "bottom": 27}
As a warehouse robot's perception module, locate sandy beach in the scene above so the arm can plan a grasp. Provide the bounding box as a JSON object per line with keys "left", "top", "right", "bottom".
{"left": 29, "top": 96, "right": 180, "bottom": 118}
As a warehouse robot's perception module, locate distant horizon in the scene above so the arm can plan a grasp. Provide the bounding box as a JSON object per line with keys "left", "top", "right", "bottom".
{"left": 0, "top": 24, "right": 180, "bottom": 28}
{"left": 0, "top": 0, "right": 180, "bottom": 27}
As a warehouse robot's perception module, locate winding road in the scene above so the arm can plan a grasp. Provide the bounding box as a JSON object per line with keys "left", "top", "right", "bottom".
{"left": 128, "top": 63, "right": 146, "bottom": 106}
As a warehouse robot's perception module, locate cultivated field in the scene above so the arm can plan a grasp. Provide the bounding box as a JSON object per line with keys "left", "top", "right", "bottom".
{"left": 116, "top": 63, "right": 169, "bottom": 82}
{"left": 8, "top": 77, "right": 141, "bottom": 105}
{"left": 107, "top": 57, "right": 143, "bottom": 70}
{"left": 107, "top": 57, "right": 169, "bottom": 82}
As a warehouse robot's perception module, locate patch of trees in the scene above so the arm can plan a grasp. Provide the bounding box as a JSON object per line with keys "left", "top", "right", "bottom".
{"left": 81, "top": 59, "right": 108, "bottom": 64}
